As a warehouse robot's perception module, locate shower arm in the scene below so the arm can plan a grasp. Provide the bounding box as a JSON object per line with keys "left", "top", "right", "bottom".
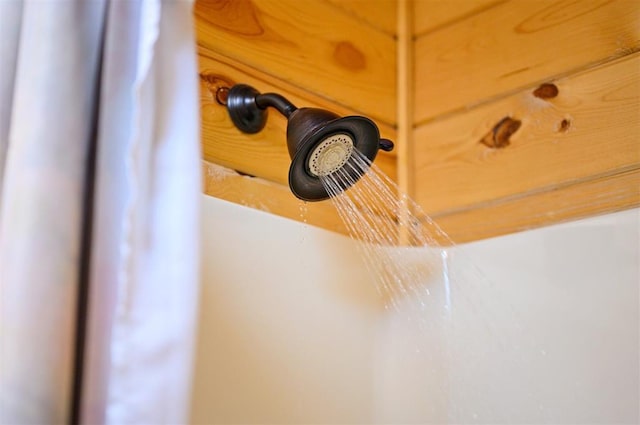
{"left": 224, "top": 83, "right": 394, "bottom": 152}
{"left": 225, "top": 84, "right": 301, "bottom": 134}
{"left": 255, "top": 93, "right": 298, "bottom": 119}
{"left": 253, "top": 93, "right": 392, "bottom": 151}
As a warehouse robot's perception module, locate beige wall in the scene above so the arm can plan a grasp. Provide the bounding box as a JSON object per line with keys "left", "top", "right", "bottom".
{"left": 191, "top": 196, "right": 384, "bottom": 423}
{"left": 191, "top": 195, "right": 639, "bottom": 423}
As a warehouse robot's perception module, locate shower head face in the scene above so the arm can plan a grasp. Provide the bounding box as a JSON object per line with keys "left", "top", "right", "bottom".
{"left": 288, "top": 115, "right": 380, "bottom": 202}
{"left": 307, "top": 133, "right": 354, "bottom": 177}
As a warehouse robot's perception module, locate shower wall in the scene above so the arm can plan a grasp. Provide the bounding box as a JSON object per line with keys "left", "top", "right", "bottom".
{"left": 191, "top": 195, "right": 639, "bottom": 423}
{"left": 191, "top": 196, "right": 383, "bottom": 423}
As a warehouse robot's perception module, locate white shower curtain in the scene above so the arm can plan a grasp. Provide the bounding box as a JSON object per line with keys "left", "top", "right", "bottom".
{"left": 0, "top": 1, "right": 201, "bottom": 424}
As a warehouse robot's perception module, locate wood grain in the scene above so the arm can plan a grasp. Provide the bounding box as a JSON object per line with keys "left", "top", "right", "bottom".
{"left": 196, "top": 0, "right": 640, "bottom": 241}
{"left": 198, "top": 48, "right": 398, "bottom": 185}
{"left": 327, "top": 0, "right": 397, "bottom": 36}
{"left": 396, "top": 0, "right": 413, "bottom": 196}
{"left": 430, "top": 167, "right": 640, "bottom": 243}
{"left": 414, "top": 0, "right": 640, "bottom": 123}
{"left": 413, "top": 0, "right": 503, "bottom": 36}
{"left": 396, "top": 0, "right": 414, "bottom": 243}
{"left": 195, "top": 0, "right": 397, "bottom": 125}
{"left": 413, "top": 53, "right": 640, "bottom": 214}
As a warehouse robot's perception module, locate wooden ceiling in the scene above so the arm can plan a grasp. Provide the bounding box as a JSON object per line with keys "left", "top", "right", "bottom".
{"left": 196, "top": 0, "right": 640, "bottom": 243}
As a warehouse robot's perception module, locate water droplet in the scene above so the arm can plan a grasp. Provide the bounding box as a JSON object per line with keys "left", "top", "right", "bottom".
{"left": 299, "top": 201, "right": 308, "bottom": 224}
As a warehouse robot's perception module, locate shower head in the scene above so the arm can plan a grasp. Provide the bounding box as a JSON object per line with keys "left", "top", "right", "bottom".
{"left": 224, "top": 84, "right": 394, "bottom": 202}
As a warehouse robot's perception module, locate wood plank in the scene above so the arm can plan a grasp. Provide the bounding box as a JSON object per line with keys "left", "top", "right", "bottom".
{"left": 195, "top": 0, "right": 397, "bottom": 125}
{"left": 397, "top": 0, "right": 414, "bottom": 243}
{"left": 202, "top": 159, "right": 411, "bottom": 244}
{"left": 413, "top": 0, "right": 503, "bottom": 36}
{"left": 413, "top": 53, "right": 640, "bottom": 214}
{"left": 326, "top": 0, "right": 397, "bottom": 36}
{"left": 198, "top": 49, "right": 398, "bottom": 186}
{"left": 396, "top": 0, "right": 413, "bottom": 197}
{"left": 203, "top": 161, "right": 640, "bottom": 245}
{"left": 414, "top": 0, "right": 640, "bottom": 123}
{"left": 202, "top": 161, "right": 349, "bottom": 235}
{"left": 430, "top": 167, "right": 640, "bottom": 243}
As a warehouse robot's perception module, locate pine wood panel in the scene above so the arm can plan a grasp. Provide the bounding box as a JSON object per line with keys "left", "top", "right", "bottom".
{"left": 413, "top": 53, "right": 640, "bottom": 214}
{"left": 396, "top": 0, "right": 414, "bottom": 243}
{"left": 202, "top": 161, "right": 349, "bottom": 235}
{"left": 199, "top": 48, "right": 397, "bottom": 186}
{"left": 195, "top": 0, "right": 397, "bottom": 125}
{"left": 430, "top": 167, "right": 640, "bottom": 243}
{"left": 396, "top": 0, "right": 412, "bottom": 194}
{"left": 414, "top": 0, "right": 640, "bottom": 123}
{"left": 413, "top": 0, "right": 503, "bottom": 36}
{"left": 327, "top": 0, "right": 397, "bottom": 36}
{"left": 195, "top": 0, "right": 639, "bottom": 242}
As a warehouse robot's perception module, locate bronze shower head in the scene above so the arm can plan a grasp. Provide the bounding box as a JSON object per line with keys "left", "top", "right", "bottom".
{"left": 224, "top": 84, "right": 394, "bottom": 202}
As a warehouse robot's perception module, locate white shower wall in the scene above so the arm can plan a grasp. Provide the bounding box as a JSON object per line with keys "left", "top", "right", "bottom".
{"left": 191, "top": 195, "right": 639, "bottom": 424}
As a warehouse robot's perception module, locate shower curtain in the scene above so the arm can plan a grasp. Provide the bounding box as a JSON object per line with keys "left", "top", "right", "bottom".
{"left": 0, "top": 1, "right": 201, "bottom": 424}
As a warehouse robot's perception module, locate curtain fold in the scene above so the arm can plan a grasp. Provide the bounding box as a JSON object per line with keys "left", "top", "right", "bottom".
{"left": 0, "top": 2, "right": 107, "bottom": 423}
{"left": 86, "top": 1, "right": 202, "bottom": 423}
{"left": 0, "top": 0, "right": 23, "bottom": 195}
{"left": 0, "top": 1, "right": 201, "bottom": 423}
